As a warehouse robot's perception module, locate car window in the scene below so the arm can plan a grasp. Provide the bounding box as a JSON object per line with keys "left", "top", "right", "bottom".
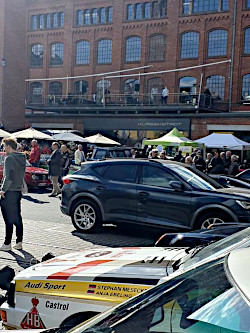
{"left": 103, "top": 164, "right": 137, "bottom": 183}
{"left": 238, "top": 171, "right": 250, "bottom": 180}
{"left": 92, "top": 165, "right": 108, "bottom": 176}
{"left": 94, "top": 150, "right": 108, "bottom": 159}
{"left": 141, "top": 165, "right": 177, "bottom": 188}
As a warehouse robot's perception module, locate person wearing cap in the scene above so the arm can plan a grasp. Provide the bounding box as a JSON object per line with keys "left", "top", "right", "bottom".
{"left": 47, "top": 142, "right": 63, "bottom": 197}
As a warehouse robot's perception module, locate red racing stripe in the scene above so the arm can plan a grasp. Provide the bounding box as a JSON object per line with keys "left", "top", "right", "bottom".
{"left": 47, "top": 260, "right": 114, "bottom": 280}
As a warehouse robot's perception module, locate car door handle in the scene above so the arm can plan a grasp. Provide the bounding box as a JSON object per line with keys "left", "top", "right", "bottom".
{"left": 138, "top": 192, "right": 150, "bottom": 198}
{"left": 96, "top": 186, "right": 106, "bottom": 191}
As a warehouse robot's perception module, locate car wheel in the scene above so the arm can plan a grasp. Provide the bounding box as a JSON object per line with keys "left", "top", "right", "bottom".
{"left": 195, "top": 212, "right": 228, "bottom": 230}
{"left": 71, "top": 200, "right": 102, "bottom": 233}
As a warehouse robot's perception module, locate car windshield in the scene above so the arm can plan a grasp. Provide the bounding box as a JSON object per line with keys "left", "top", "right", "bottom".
{"left": 183, "top": 227, "right": 250, "bottom": 269}
{"left": 166, "top": 164, "right": 216, "bottom": 191}
{"left": 75, "top": 258, "right": 245, "bottom": 333}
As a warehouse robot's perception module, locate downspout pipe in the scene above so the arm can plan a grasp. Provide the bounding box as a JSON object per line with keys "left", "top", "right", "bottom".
{"left": 229, "top": 0, "right": 237, "bottom": 112}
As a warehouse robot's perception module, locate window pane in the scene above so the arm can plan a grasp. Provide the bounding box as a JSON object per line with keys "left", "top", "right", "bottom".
{"left": 49, "top": 82, "right": 62, "bottom": 95}
{"left": 149, "top": 34, "right": 166, "bottom": 61}
{"left": 135, "top": 3, "right": 142, "bottom": 19}
{"left": 108, "top": 7, "right": 113, "bottom": 22}
{"left": 222, "top": 0, "right": 229, "bottom": 10}
{"left": 84, "top": 9, "right": 90, "bottom": 25}
{"left": 181, "top": 32, "right": 199, "bottom": 58}
{"left": 97, "top": 40, "right": 112, "bottom": 64}
{"left": 193, "top": 0, "right": 219, "bottom": 13}
{"left": 206, "top": 75, "right": 225, "bottom": 100}
{"left": 242, "top": 74, "right": 250, "bottom": 100}
{"left": 208, "top": 29, "right": 227, "bottom": 57}
{"left": 76, "top": 41, "right": 90, "bottom": 65}
{"left": 50, "top": 43, "right": 64, "bottom": 65}
{"left": 45, "top": 14, "right": 51, "bottom": 29}
{"left": 244, "top": 28, "right": 250, "bottom": 54}
{"left": 92, "top": 8, "right": 98, "bottom": 24}
{"left": 52, "top": 13, "right": 58, "bottom": 28}
{"left": 183, "top": 0, "right": 191, "bottom": 14}
{"left": 38, "top": 15, "right": 44, "bottom": 29}
{"left": 104, "top": 165, "right": 137, "bottom": 183}
{"left": 125, "top": 37, "right": 141, "bottom": 62}
{"left": 31, "top": 15, "right": 37, "bottom": 30}
{"left": 59, "top": 12, "right": 64, "bottom": 27}
{"left": 74, "top": 81, "right": 88, "bottom": 95}
{"left": 127, "top": 4, "right": 133, "bottom": 20}
{"left": 30, "top": 44, "right": 44, "bottom": 67}
{"left": 144, "top": 3, "right": 151, "bottom": 18}
{"left": 100, "top": 8, "right": 106, "bottom": 23}
{"left": 141, "top": 165, "right": 177, "bottom": 188}
{"left": 77, "top": 10, "right": 83, "bottom": 26}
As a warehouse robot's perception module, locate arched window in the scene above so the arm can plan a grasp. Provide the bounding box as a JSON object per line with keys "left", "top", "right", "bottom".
{"left": 244, "top": 28, "right": 250, "bottom": 54}
{"left": 149, "top": 34, "right": 166, "bottom": 61}
{"left": 96, "top": 80, "right": 111, "bottom": 104}
{"left": 76, "top": 10, "right": 83, "bottom": 26}
{"left": 84, "top": 9, "right": 90, "bottom": 25}
{"left": 97, "top": 39, "right": 112, "bottom": 64}
{"left": 206, "top": 75, "right": 225, "bottom": 100}
{"left": 30, "top": 82, "right": 43, "bottom": 103}
{"left": 181, "top": 32, "right": 199, "bottom": 59}
{"left": 30, "top": 44, "right": 44, "bottom": 67}
{"left": 147, "top": 77, "right": 164, "bottom": 94}
{"left": 125, "top": 37, "right": 141, "bottom": 62}
{"left": 76, "top": 41, "right": 90, "bottom": 65}
{"left": 242, "top": 74, "right": 250, "bottom": 100}
{"left": 208, "top": 29, "right": 228, "bottom": 57}
{"left": 179, "top": 77, "right": 197, "bottom": 94}
{"left": 74, "top": 81, "right": 89, "bottom": 95}
{"left": 96, "top": 80, "right": 111, "bottom": 90}
{"left": 124, "top": 79, "right": 139, "bottom": 93}
{"left": 49, "top": 81, "right": 62, "bottom": 96}
{"left": 50, "top": 43, "right": 64, "bottom": 66}
{"left": 100, "top": 8, "right": 106, "bottom": 23}
{"left": 92, "top": 8, "right": 98, "bottom": 24}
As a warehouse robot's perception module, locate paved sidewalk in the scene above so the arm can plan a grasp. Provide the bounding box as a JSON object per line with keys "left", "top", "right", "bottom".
{"left": 0, "top": 219, "right": 156, "bottom": 274}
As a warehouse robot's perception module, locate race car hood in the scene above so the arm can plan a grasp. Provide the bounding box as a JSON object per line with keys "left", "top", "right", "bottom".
{"left": 25, "top": 167, "right": 48, "bottom": 174}
{"left": 15, "top": 247, "right": 187, "bottom": 283}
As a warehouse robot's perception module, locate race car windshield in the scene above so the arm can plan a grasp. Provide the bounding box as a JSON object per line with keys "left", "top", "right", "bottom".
{"left": 183, "top": 227, "right": 250, "bottom": 269}
{"left": 166, "top": 165, "right": 216, "bottom": 191}
{"left": 78, "top": 259, "right": 233, "bottom": 333}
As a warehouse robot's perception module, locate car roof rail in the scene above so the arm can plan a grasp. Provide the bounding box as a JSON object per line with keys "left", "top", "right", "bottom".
{"left": 148, "top": 159, "right": 163, "bottom": 164}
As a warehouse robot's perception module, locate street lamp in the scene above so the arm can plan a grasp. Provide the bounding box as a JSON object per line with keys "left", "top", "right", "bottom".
{"left": 1, "top": 57, "right": 6, "bottom": 128}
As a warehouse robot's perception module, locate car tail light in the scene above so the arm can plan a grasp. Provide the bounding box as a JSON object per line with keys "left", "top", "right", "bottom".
{"left": 1, "top": 310, "right": 7, "bottom": 322}
{"left": 63, "top": 177, "right": 73, "bottom": 185}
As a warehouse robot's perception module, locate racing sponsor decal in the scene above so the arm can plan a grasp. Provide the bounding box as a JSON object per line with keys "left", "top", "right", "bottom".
{"left": 45, "top": 301, "right": 69, "bottom": 310}
{"left": 85, "top": 251, "right": 112, "bottom": 258}
{"left": 20, "top": 298, "right": 46, "bottom": 329}
{"left": 47, "top": 259, "right": 114, "bottom": 280}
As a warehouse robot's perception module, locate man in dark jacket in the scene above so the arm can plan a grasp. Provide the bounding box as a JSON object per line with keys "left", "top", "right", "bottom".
{"left": 0, "top": 137, "right": 26, "bottom": 251}
{"left": 48, "top": 142, "right": 62, "bottom": 197}
{"left": 61, "top": 144, "right": 72, "bottom": 177}
{"left": 194, "top": 153, "right": 206, "bottom": 172}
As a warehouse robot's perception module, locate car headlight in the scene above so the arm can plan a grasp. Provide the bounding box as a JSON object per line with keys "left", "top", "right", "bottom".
{"left": 32, "top": 174, "right": 39, "bottom": 180}
{"left": 236, "top": 200, "right": 250, "bottom": 209}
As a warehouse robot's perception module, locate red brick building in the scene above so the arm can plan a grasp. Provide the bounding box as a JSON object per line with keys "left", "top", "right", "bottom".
{"left": 2, "top": 0, "right": 250, "bottom": 140}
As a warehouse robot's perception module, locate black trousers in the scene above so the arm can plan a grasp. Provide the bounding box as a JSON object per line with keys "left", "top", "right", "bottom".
{"left": 1, "top": 191, "right": 23, "bottom": 245}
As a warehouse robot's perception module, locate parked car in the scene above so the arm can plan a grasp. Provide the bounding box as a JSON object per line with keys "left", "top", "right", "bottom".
{"left": 0, "top": 152, "right": 50, "bottom": 188}
{"left": 209, "top": 174, "right": 250, "bottom": 189}
{"left": 87, "top": 147, "right": 132, "bottom": 160}
{"left": 155, "top": 222, "right": 250, "bottom": 247}
{"left": 2, "top": 227, "right": 250, "bottom": 330}
{"left": 76, "top": 247, "right": 250, "bottom": 333}
{"left": 61, "top": 159, "right": 250, "bottom": 233}
{"left": 236, "top": 169, "right": 250, "bottom": 183}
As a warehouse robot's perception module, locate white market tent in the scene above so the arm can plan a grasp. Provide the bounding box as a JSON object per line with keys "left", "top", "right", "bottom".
{"left": 0, "top": 129, "right": 11, "bottom": 138}
{"left": 52, "top": 132, "right": 88, "bottom": 143}
{"left": 195, "top": 133, "right": 250, "bottom": 150}
{"left": 84, "top": 133, "right": 121, "bottom": 146}
{"left": 12, "top": 127, "right": 53, "bottom": 140}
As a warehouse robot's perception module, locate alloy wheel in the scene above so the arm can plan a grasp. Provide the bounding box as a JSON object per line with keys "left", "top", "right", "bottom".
{"left": 201, "top": 217, "right": 225, "bottom": 229}
{"left": 74, "top": 204, "right": 96, "bottom": 230}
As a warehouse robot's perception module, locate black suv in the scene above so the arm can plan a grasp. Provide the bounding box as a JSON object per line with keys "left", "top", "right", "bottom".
{"left": 61, "top": 159, "right": 250, "bottom": 232}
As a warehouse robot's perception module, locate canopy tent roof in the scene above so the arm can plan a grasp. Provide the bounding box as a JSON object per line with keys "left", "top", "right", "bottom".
{"left": 84, "top": 133, "right": 121, "bottom": 145}
{"left": 12, "top": 128, "right": 53, "bottom": 140}
{"left": 143, "top": 127, "right": 198, "bottom": 147}
{"left": 195, "top": 133, "right": 250, "bottom": 150}
{"left": 0, "top": 129, "right": 11, "bottom": 138}
{"left": 52, "top": 132, "right": 88, "bottom": 143}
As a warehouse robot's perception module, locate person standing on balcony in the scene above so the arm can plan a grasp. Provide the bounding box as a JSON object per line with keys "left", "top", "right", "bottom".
{"left": 28, "top": 140, "right": 41, "bottom": 167}
{"left": 161, "top": 86, "right": 169, "bottom": 105}
{"left": 151, "top": 86, "right": 159, "bottom": 105}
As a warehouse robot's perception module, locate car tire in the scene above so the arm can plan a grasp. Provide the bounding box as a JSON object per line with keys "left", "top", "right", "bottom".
{"left": 71, "top": 199, "right": 102, "bottom": 233}
{"left": 195, "top": 211, "right": 229, "bottom": 230}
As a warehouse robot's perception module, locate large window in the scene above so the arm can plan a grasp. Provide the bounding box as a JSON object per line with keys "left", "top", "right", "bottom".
{"left": 76, "top": 41, "right": 90, "bottom": 65}
{"left": 50, "top": 43, "right": 64, "bottom": 66}
{"left": 149, "top": 34, "right": 166, "bottom": 61}
{"left": 183, "top": 0, "right": 228, "bottom": 14}
{"left": 38, "top": 15, "right": 44, "bottom": 29}
{"left": 97, "top": 39, "right": 112, "bottom": 64}
{"left": 100, "top": 8, "right": 106, "bottom": 23}
{"left": 179, "top": 76, "right": 197, "bottom": 94}
{"left": 124, "top": 79, "right": 139, "bottom": 93}
{"left": 84, "top": 10, "right": 90, "bottom": 25}
{"left": 125, "top": 37, "right": 141, "bottom": 62}
{"left": 181, "top": 32, "right": 199, "bottom": 59}
{"left": 30, "top": 44, "right": 44, "bottom": 67}
{"left": 144, "top": 2, "right": 151, "bottom": 18}
{"left": 30, "top": 82, "right": 43, "bottom": 103}
{"left": 30, "top": 15, "right": 37, "bottom": 30}
{"left": 92, "top": 8, "right": 98, "bottom": 24}
{"left": 52, "top": 13, "right": 59, "bottom": 28}
{"left": 59, "top": 12, "right": 64, "bottom": 27}
{"left": 45, "top": 14, "right": 51, "bottom": 29}
{"left": 77, "top": 10, "right": 83, "bottom": 26}
{"left": 242, "top": 74, "right": 250, "bottom": 100}
{"left": 135, "top": 3, "right": 142, "bottom": 19}
{"left": 208, "top": 29, "right": 227, "bottom": 57}
{"left": 49, "top": 81, "right": 62, "bottom": 96}
{"left": 107, "top": 7, "right": 113, "bottom": 22}
{"left": 74, "top": 81, "right": 89, "bottom": 95}
{"left": 30, "top": 12, "right": 64, "bottom": 30}
{"left": 127, "top": 4, "right": 134, "bottom": 20}
{"left": 206, "top": 75, "right": 225, "bottom": 100}
{"left": 244, "top": 28, "right": 250, "bottom": 54}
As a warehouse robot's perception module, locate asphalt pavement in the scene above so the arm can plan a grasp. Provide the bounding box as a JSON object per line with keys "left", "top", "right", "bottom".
{"left": 0, "top": 189, "right": 159, "bottom": 274}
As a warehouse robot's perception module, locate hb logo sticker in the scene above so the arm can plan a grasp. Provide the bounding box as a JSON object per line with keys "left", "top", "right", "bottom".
{"left": 20, "top": 298, "right": 46, "bottom": 329}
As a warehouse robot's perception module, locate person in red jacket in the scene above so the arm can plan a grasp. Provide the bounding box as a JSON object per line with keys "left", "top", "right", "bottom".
{"left": 28, "top": 140, "right": 41, "bottom": 167}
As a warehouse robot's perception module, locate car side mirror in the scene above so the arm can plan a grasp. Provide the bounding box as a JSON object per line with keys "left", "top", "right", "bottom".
{"left": 169, "top": 181, "right": 183, "bottom": 191}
